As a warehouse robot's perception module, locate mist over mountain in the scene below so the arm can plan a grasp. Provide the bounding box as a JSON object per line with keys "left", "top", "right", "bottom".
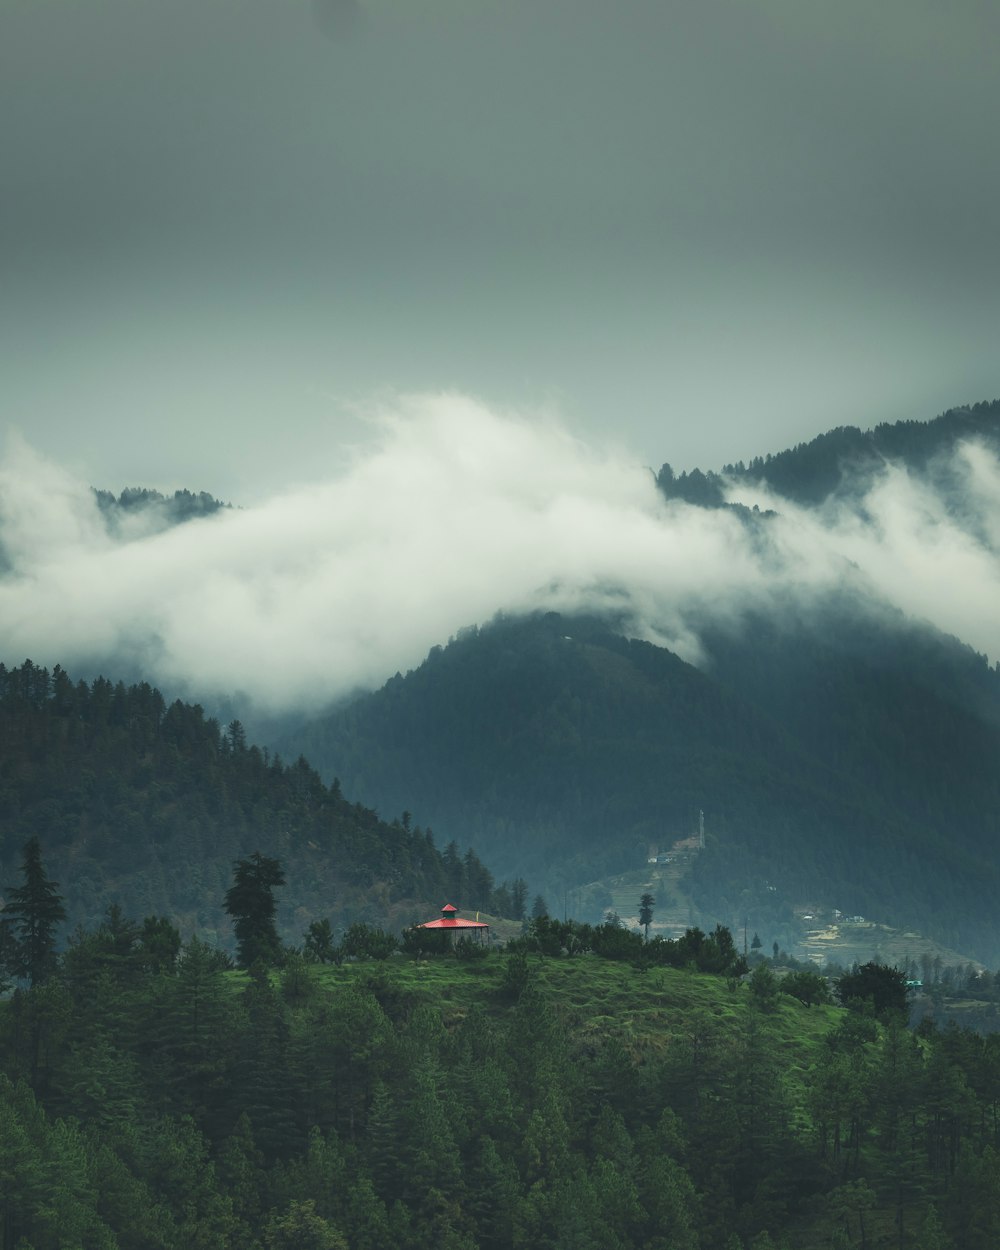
{"left": 276, "top": 602, "right": 1000, "bottom": 964}
{"left": 93, "top": 486, "right": 232, "bottom": 539}
{"left": 660, "top": 398, "right": 1000, "bottom": 513}
{"left": 6, "top": 4, "right": 1000, "bottom": 1238}
{"left": 268, "top": 398, "right": 1000, "bottom": 962}
{"left": 3, "top": 397, "right": 1000, "bottom": 958}
{"left": 2, "top": 396, "right": 1000, "bottom": 720}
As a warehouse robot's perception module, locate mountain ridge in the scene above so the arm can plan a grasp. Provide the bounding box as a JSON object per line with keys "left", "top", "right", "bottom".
{"left": 658, "top": 397, "right": 1000, "bottom": 508}
{"left": 275, "top": 605, "right": 1000, "bottom": 964}
{"left": 5, "top": 397, "right": 1000, "bottom": 963}
{"left": 0, "top": 660, "right": 517, "bottom": 945}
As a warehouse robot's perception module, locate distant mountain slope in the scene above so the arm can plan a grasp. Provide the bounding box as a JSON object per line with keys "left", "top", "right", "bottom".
{"left": 0, "top": 484, "right": 234, "bottom": 584}
{"left": 92, "top": 485, "right": 232, "bottom": 537}
{"left": 0, "top": 661, "right": 505, "bottom": 944}
{"left": 277, "top": 610, "right": 1000, "bottom": 965}
{"left": 658, "top": 397, "right": 1000, "bottom": 508}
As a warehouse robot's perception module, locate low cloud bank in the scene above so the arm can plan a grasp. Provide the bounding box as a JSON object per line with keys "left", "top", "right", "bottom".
{"left": 1, "top": 393, "right": 998, "bottom": 714}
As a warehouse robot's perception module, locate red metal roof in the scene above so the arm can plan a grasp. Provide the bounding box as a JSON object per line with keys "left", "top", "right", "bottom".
{"left": 419, "top": 917, "right": 489, "bottom": 929}
{"left": 418, "top": 902, "right": 489, "bottom": 929}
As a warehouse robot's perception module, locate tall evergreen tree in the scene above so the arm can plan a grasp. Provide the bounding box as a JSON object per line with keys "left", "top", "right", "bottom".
{"left": 1, "top": 838, "right": 66, "bottom": 986}
{"left": 224, "top": 852, "right": 286, "bottom": 968}
{"left": 639, "top": 893, "right": 655, "bottom": 941}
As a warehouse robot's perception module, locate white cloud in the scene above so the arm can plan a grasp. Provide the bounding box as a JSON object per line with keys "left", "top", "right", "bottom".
{"left": 1, "top": 394, "right": 998, "bottom": 714}
{"left": 722, "top": 444, "right": 1000, "bottom": 660}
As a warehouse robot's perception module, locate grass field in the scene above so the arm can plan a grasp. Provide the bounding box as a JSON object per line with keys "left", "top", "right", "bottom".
{"left": 286, "top": 949, "right": 841, "bottom": 1069}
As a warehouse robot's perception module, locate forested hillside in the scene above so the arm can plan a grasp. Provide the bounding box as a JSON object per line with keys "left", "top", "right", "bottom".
{"left": 279, "top": 610, "right": 1000, "bottom": 965}
{"left": 657, "top": 398, "right": 1000, "bottom": 508}
{"left": 3, "top": 898, "right": 1000, "bottom": 1249}
{"left": 93, "top": 486, "right": 231, "bottom": 534}
{"left": 0, "top": 661, "right": 511, "bottom": 942}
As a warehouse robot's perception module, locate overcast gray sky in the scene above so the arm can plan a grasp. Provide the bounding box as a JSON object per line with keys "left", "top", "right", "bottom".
{"left": 2, "top": 0, "right": 999, "bottom": 501}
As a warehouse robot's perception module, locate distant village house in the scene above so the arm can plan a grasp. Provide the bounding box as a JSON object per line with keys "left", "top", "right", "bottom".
{"left": 417, "top": 903, "right": 490, "bottom": 945}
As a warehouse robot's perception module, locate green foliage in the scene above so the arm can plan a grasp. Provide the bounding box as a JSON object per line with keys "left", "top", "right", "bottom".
{"left": 722, "top": 399, "right": 1000, "bottom": 507}
{"left": 340, "top": 923, "right": 398, "bottom": 962}
{"left": 749, "top": 963, "right": 781, "bottom": 1012}
{"left": 225, "top": 853, "right": 287, "bottom": 969}
{"left": 497, "top": 948, "right": 532, "bottom": 1001}
{"left": 638, "top": 892, "right": 655, "bottom": 940}
{"left": 264, "top": 1199, "right": 347, "bottom": 1249}
{"left": 515, "top": 917, "right": 748, "bottom": 977}
{"left": 402, "top": 924, "right": 450, "bottom": 958}
{"left": 6, "top": 899, "right": 1000, "bottom": 1248}
{"left": 1, "top": 838, "right": 66, "bottom": 986}
{"left": 0, "top": 661, "right": 487, "bottom": 948}
{"left": 140, "top": 915, "right": 182, "bottom": 974}
{"left": 280, "top": 951, "right": 317, "bottom": 1007}
{"left": 781, "top": 968, "right": 832, "bottom": 1007}
{"left": 454, "top": 936, "right": 489, "bottom": 961}
{"left": 837, "top": 961, "right": 909, "bottom": 1020}
{"left": 656, "top": 462, "right": 728, "bottom": 508}
{"left": 915, "top": 1204, "right": 953, "bottom": 1249}
{"left": 302, "top": 919, "right": 339, "bottom": 965}
{"left": 94, "top": 485, "right": 230, "bottom": 531}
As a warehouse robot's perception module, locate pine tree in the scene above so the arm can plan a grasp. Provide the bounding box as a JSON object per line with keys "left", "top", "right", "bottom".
{"left": 224, "top": 853, "right": 286, "bottom": 968}
{"left": 265, "top": 1199, "right": 347, "bottom": 1250}
{"left": 639, "top": 893, "right": 655, "bottom": 941}
{"left": 158, "top": 936, "right": 238, "bottom": 1131}
{"left": 234, "top": 965, "right": 297, "bottom": 1160}
{"left": 2, "top": 837, "right": 66, "bottom": 986}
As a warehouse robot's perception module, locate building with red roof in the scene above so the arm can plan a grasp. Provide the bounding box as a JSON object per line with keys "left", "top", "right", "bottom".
{"left": 417, "top": 903, "right": 490, "bottom": 944}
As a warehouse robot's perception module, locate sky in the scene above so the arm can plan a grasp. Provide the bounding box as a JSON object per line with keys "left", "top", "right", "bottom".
{"left": 2, "top": 1, "right": 1000, "bottom": 715}
{"left": 3, "top": 0, "right": 999, "bottom": 503}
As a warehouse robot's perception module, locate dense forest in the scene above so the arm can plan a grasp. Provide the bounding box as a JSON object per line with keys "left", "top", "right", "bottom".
{"left": 278, "top": 607, "right": 1000, "bottom": 966}
{"left": 656, "top": 399, "right": 1000, "bottom": 509}
{"left": 3, "top": 844, "right": 1000, "bottom": 1249}
{"left": 0, "top": 661, "right": 519, "bottom": 942}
